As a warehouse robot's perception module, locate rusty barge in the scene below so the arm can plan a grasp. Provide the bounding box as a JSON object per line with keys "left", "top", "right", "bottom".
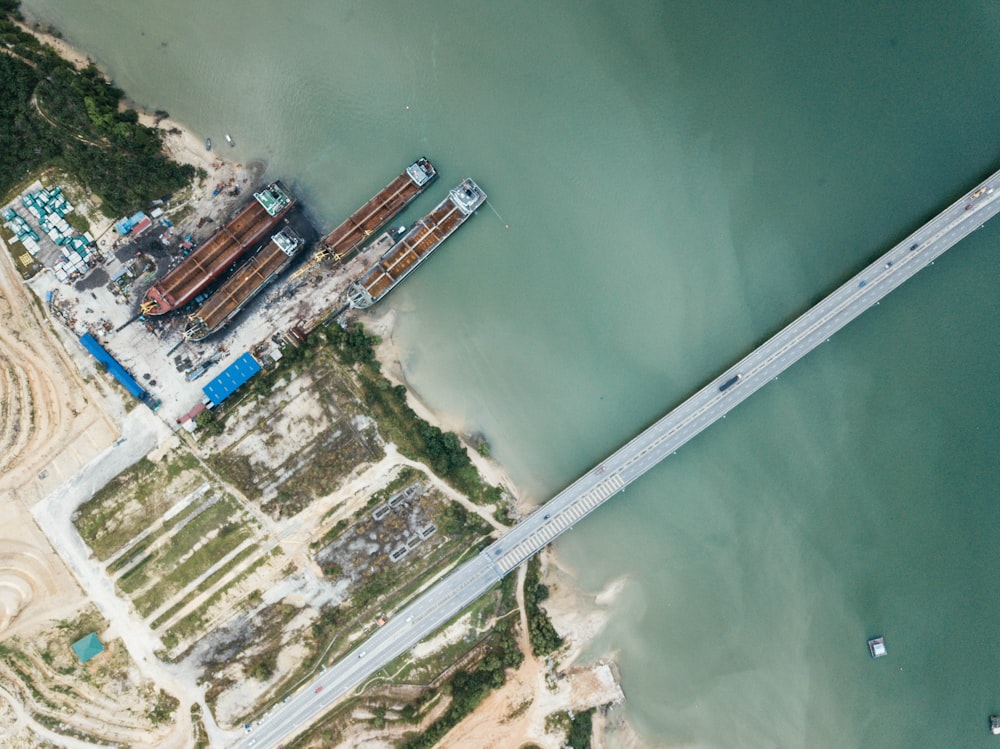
{"left": 321, "top": 157, "right": 436, "bottom": 257}
{"left": 141, "top": 182, "right": 295, "bottom": 315}
{"left": 183, "top": 227, "right": 305, "bottom": 341}
{"left": 346, "top": 178, "right": 486, "bottom": 309}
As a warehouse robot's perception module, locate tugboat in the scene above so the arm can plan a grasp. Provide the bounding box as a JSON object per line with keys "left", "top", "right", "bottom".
{"left": 990, "top": 715, "right": 1000, "bottom": 735}
{"left": 868, "top": 636, "right": 887, "bottom": 659}
{"left": 205, "top": 137, "right": 212, "bottom": 151}
{"left": 225, "top": 133, "right": 236, "bottom": 147}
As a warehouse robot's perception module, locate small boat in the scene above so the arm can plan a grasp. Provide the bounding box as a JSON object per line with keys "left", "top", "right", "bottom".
{"left": 990, "top": 715, "right": 1000, "bottom": 735}
{"left": 868, "top": 636, "right": 887, "bottom": 659}
{"left": 225, "top": 133, "right": 235, "bottom": 147}
{"left": 205, "top": 137, "right": 212, "bottom": 151}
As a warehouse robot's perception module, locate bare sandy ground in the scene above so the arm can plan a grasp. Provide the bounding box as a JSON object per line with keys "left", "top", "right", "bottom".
{"left": 436, "top": 553, "right": 625, "bottom": 749}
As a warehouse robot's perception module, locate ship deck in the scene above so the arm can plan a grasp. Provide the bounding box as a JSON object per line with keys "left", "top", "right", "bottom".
{"left": 321, "top": 158, "right": 436, "bottom": 257}
{"left": 361, "top": 198, "right": 466, "bottom": 300}
{"left": 145, "top": 186, "right": 293, "bottom": 312}
{"left": 191, "top": 237, "right": 293, "bottom": 334}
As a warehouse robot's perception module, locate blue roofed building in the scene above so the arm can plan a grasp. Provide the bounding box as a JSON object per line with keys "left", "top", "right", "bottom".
{"left": 203, "top": 352, "right": 262, "bottom": 407}
{"left": 79, "top": 333, "right": 147, "bottom": 402}
{"left": 71, "top": 632, "right": 105, "bottom": 663}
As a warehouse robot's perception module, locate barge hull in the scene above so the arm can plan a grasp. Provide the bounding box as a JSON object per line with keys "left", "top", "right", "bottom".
{"left": 321, "top": 157, "right": 437, "bottom": 258}
{"left": 184, "top": 227, "right": 304, "bottom": 341}
{"left": 142, "top": 182, "right": 295, "bottom": 315}
{"left": 347, "top": 178, "right": 486, "bottom": 308}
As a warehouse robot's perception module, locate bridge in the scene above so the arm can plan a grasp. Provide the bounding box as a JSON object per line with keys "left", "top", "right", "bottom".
{"left": 240, "top": 168, "right": 1000, "bottom": 748}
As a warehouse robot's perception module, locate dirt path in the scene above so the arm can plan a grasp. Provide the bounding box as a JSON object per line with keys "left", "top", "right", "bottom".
{"left": 0, "top": 231, "right": 198, "bottom": 745}
{"left": 0, "top": 683, "right": 106, "bottom": 749}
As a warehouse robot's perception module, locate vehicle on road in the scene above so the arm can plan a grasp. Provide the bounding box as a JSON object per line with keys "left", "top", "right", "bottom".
{"left": 314, "top": 685, "right": 323, "bottom": 693}
{"left": 718, "top": 374, "right": 742, "bottom": 392}
{"left": 358, "top": 650, "right": 367, "bottom": 658}
{"left": 910, "top": 243, "right": 918, "bottom": 251}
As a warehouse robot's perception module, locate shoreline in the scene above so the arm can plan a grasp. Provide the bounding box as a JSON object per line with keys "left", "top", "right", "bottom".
{"left": 10, "top": 16, "right": 640, "bottom": 749}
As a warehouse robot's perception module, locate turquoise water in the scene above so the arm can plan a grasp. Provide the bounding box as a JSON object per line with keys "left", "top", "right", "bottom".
{"left": 21, "top": 1, "right": 1000, "bottom": 746}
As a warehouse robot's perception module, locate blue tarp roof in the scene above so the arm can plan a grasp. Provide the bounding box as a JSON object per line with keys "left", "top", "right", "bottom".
{"left": 79, "top": 333, "right": 147, "bottom": 401}
{"left": 71, "top": 632, "right": 105, "bottom": 663}
{"left": 202, "top": 353, "right": 261, "bottom": 407}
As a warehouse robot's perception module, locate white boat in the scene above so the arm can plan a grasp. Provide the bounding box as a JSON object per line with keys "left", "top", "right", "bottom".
{"left": 990, "top": 715, "right": 1000, "bottom": 735}
{"left": 868, "top": 636, "right": 887, "bottom": 658}
{"left": 225, "top": 133, "right": 235, "bottom": 147}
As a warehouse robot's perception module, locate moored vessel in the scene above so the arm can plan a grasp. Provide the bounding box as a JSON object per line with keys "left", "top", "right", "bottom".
{"left": 346, "top": 178, "right": 486, "bottom": 309}
{"left": 184, "top": 226, "right": 305, "bottom": 341}
{"left": 141, "top": 182, "right": 295, "bottom": 315}
{"left": 320, "top": 157, "right": 436, "bottom": 258}
{"left": 868, "top": 636, "right": 887, "bottom": 658}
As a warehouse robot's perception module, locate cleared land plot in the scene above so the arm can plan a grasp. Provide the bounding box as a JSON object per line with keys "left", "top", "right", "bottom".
{"left": 116, "top": 494, "right": 258, "bottom": 618}
{"left": 208, "top": 360, "right": 382, "bottom": 517}
{"left": 72, "top": 451, "right": 206, "bottom": 560}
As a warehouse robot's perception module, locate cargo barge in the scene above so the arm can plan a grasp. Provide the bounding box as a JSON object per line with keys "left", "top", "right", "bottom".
{"left": 321, "top": 157, "right": 436, "bottom": 257}
{"left": 346, "top": 178, "right": 486, "bottom": 309}
{"left": 183, "top": 226, "right": 305, "bottom": 341}
{"left": 141, "top": 182, "right": 295, "bottom": 315}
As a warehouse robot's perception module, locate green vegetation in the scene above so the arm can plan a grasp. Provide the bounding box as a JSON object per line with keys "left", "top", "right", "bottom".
{"left": 317, "top": 323, "right": 502, "bottom": 505}
{"left": 524, "top": 556, "right": 563, "bottom": 656}
{"left": 147, "top": 690, "right": 179, "bottom": 726}
{"left": 74, "top": 449, "right": 212, "bottom": 561}
{"left": 566, "top": 708, "right": 595, "bottom": 749}
{"left": 396, "top": 617, "right": 523, "bottom": 749}
{"left": 150, "top": 542, "right": 260, "bottom": 630}
{"left": 190, "top": 703, "right": 210, "bottom": 749}
{"left": 0, "top": 3, "right": 194, "bottom": 215}
{"left": 118, "top": 496, "right": 254, "bottom": 617}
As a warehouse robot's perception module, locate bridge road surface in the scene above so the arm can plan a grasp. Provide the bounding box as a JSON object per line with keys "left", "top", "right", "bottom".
{"left": 239, "top": 169, "right": 1000, "bottom": 748}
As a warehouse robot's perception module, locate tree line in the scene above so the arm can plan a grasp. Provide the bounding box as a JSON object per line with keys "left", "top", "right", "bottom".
{"left": 0, "top": 3, "right": 194, "bottom": 215}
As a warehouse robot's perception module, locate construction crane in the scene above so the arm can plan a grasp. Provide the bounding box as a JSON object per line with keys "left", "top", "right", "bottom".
{"left": 289, "top": 247, "right": 344, "bottom": 281}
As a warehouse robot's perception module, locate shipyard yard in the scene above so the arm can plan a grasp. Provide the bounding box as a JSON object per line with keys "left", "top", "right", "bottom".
{"left": 15, "top": 159, "right": 468, "bottom": 428}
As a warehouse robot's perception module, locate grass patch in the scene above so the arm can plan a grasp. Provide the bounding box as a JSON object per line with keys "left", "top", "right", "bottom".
{"left": 161, "top": 550, "right": 277, "bottom": 652}
{"left": 73, "top": 453, "right": 208, "bottom": 560}
{"left": 150, "top": 543, "right": 261, "bottom": 630}
{"left": 132, "top": 521, "right": 254, "bottom": 617}
{"left": 524, "top": 555, "right": 563, "bottom": 656}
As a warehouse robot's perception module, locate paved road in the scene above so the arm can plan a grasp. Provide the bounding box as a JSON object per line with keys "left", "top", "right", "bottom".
{"left": 239, "top": 170, "right": 1000, "bottom": 748}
